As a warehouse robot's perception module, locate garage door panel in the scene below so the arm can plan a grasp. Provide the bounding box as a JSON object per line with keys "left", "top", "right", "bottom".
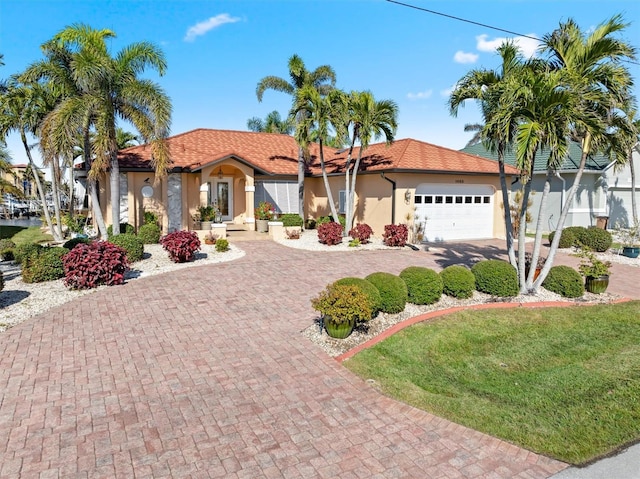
{"left": 414, "top": 184, "right": 494, "bottom": 241}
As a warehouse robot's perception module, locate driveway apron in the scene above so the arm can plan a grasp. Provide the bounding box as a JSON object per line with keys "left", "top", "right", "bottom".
{"left": 1, "top": 241, "right": 588, "bottom": 478}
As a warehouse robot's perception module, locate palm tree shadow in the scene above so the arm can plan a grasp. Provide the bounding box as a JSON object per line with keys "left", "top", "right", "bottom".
{"left": 422, "top": 241, "right": 508, "bottom": 268}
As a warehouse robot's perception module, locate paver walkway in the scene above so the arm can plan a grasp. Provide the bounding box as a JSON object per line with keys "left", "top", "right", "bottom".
{"left": 1, "top": 240, "right": 637, "bottom": 478}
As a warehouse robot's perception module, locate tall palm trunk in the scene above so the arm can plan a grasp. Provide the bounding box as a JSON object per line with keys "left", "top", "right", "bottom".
{"left": 318, "top": 140, "right": 340, "bottom": 223}
{"left": 631, "top": 145, "right": 639, "bottom": 226}
{"left": 20, "top": 129, "right": 60, "bottom": 240}
{"left": 536, "top": 133, "right": 592, "bottom": 287}
{"left": 50, "top": 160, "right": 63, "bottom": 239}
{"left": 517, "top": 174, "right": 534, "bottom": 293}
{"left": 526, "top": 169, "right": 553, "bottom": 291}
{"left": 84, "top": 128, "right": 107, "bottom": 239}
{"left": 344, "top": 140, "right": 356, "bottom": 234}
{"left": 110, "top": 151, "right": 120, "bottom": 236}
{"left": 298, "top": 146, "right": 305, "bottom": 224}
{"left": 348, "top": 150, "right": 364, "bottom": 230}
{"left": 497, "top": 147, "right": 516, "bottom": 267}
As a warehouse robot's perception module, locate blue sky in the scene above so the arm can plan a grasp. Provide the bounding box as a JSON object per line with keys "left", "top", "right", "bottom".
{"left": 1, "top": 0, "right": 639, "bottom": 167}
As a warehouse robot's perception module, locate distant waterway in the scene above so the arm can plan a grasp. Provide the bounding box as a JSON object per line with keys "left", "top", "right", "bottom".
{"left": 0, "top": 217, "right": 42, "bottom": 228}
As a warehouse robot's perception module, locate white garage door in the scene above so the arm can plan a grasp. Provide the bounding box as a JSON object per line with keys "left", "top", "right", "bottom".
{"left": 415, "top": 184, "right": 494, "bottom": 241}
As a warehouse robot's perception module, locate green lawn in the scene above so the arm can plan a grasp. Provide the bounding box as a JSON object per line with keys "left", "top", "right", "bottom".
{"left": 0, "top": 225, "right": 52, "bottom": 245}
{"left": 344, "top": 302, "right": 640, "bottom": 465}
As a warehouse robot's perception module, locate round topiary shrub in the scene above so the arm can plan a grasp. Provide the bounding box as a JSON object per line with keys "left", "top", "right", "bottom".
{"left": 13, "top": 242, "right": 44, "bottom": 265}
{"left": 109, "top": 233, "right": 144, "bottom": 262}
{"left": 542, "top": 265, "right": 584, "bottom": 298}
{"left": 107, "top": 223, "right": 135, "bottom": 237}
{"left": 581, "top": 226, "right": 612, "bottom": 252}
{"left": 440, "top": 265, "right": 475, "bottom": 299}
{"left": 566, "top": 226, "right": 589, "bottom": 245}
{"left": 137, "top": 223, "right": 161, "bottom": 244}
{"left": 333, "top": 277, "right": 382, "bottom": 318}
{"left": 22, "top": 247, "right": 67, "bottom": 283}
{"left": 365, "top": 272, "right": 408, "bottom": 314}
{"left": 0, "top": 239, "right": 16, "bottom": 261}
{"left": 399, "top": 266, "right": 443, "bottom": 305}
{"left": 63, "top": 237, "right": 92, "bottom": 250}
{"left": 161, "top": 230, "right": 201, "bottom": 263}
{"left": 215, "top": 238, "right": 229, "bottom": 252}
{"left": 549, "top": 229, "right": 576, "bottom": 249}
{"left": 471, "top": 260, "right": 519, "bottom": 297}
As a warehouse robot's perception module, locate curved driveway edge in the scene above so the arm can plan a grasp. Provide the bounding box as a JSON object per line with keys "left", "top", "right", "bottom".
{"left": 4, "top": 239, "right": 621, "bottom": 478}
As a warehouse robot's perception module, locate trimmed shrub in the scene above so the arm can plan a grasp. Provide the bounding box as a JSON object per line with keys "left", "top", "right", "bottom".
{"left": 137, "top": 223, "right": 161, "bottom": 244}
{"left": 471, "top": 260, "right": 519, "bottom": 297}
{"left": 0, "top": 239, "right": 16, "bottom": 261}
{"left": 109, "top": 234, "right": 144, "bottom": 262}
{"left": 107, "top": 223, "right": 135, "bottom": 237}
{"left": 549, "top": 229, "right": 575, "bottom": 249}
{"left": 215, "top": 238, "right": 229, "bottom": 252}
{"left": 311, "top": 283, "right": 372, "bottom": 325}
{"left": 63, "top": 241, "right": 129, "bottom": 290}
{"left": 13, "top": 242, "right": 43, "bottom": 265}
{"left": 581, "top": 226, "right": 612, "bottom": 252}
{"left": 333, "top": 277, "right": 382, "bottom": 318}
{"left": 63, "top": 237, "right": 91, "bottom": 250}
{"left": 280, "top": 214, "right": 304, "bottom": 227}
{"left": 383, "top": 224, "right": 408, "bottom": 247}
{"left": 542, "top": 265, "right": 584, "bottom": 298}
{"left": 317, "top": 222, "right": 343, "bottom": 246}
{"left": 400, "top": 266, "right": 443, "bottom": 305}
{"left": 318, "top": 215, "right": 346, "bottom": 228}
{"left": 365, "top": 272, "right": 408, "bottom": 314}
{"left": 349, "top": 223, "right": 373, "bottom": 244}
{"left": 143, "top": 210, "right": 159, "bottom": 225}
{"left": 161, "top": 230, "right": 201, "bottom": 263}
{"left": 22, "top": 247, "right": 67, "bottom": 283}
{"left": 440, "top": 265, "right": 475, "bottom": 299}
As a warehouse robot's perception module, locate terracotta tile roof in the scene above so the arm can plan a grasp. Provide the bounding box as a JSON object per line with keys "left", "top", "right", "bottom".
{"left": 117, "top": 128, "right": 519, "bottom": 176}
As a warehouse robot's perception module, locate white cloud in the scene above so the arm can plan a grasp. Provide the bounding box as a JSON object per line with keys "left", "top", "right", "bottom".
{"left": 454, "top": 50, "right": 478, "bottom": 64}
{"left": 440, "top": 85, "right": 455, "bottom": 98}
{"left": 476, "top": 33, "right": 541, "bottom": 58}
{"left": 184, "top": 13, "right": 241, "bottom": 42}
{"left": 407, "top": 89, "right": 433, "bottom": 100}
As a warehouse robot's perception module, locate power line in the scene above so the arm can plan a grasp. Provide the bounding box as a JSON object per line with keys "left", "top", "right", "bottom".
{"left": 385, "top": 0, "right": 541, "bottom": 41}
{"left": 385, "top": 0, "right": 640, "bottom": 66}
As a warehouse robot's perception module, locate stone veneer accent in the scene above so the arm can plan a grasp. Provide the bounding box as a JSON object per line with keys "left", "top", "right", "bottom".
{"left": 167, "top": 174, "right": 182, "bottom": 232}
{"left": 119, "top": 173, "right": 128, "bottom": 223}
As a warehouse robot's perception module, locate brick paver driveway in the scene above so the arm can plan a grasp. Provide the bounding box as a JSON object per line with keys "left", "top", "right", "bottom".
{"left": 5, "top": 239, "right": 632, "bottom": 478}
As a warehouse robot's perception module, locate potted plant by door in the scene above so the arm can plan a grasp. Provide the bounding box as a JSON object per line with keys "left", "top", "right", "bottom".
{"left": 577, "top": 247, "right": 612, "bottom": 294}
{"left": 311, "top": 283, "right": 372, "bottom": 339}
{"left": 198, "top": 205, "right": 215, "bottom": 231}
{"left": 255, "top": 201, "right": 274, "bottom": 233}
{"left": 618, "top": 222, "right": 640, "bottom": 258}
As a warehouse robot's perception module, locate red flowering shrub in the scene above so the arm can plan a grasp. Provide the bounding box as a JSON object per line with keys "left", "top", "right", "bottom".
{"left": 63, "top": 241, "right": 130, "bottom": 290}
{"left": 317, "top": 222, "right": 344, "bottom": 246}
{"left": 348, "top": 223, "right": 373, "bottom": 244}
{"left": 161, "top": 230, "right": 201, "bottom": 263}
{"left": 383, "top": 224, "right": 408, "bottom": 247}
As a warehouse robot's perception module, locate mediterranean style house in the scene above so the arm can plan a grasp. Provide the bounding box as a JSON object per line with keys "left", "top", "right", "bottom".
{"left": 84, "top": 129, "right": 520, "bottom": 241}
{"left": 462, "top": 142, "right": 640, "bottom": 232}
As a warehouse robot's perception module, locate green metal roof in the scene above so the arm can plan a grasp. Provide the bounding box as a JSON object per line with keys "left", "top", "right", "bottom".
{"left": 460, "top": 141, "right": 611, "bottom": 173}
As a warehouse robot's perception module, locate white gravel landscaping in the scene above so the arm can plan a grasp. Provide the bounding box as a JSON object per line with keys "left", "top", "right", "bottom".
{"left": 0, "top": 243, "right": 245, "bottom": 333}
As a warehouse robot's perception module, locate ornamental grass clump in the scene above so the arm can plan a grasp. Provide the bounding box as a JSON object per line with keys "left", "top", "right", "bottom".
{"left": 63, "top": 241, "right": 130, "bottom": 289}
{"left": 349, "top": 223, "right": 373, "bottom": 244}
{"left": 471, "top": 260, "right": 519, "bottom": 297}
{"left": 440, "top": 265, "right": 475, "bottom": 299}
{"left": 382, "top": 224, "right": 408, "bottom": 247}
{"left": 161, "top": 231, "right": 201, "bottom": 263}
{"left": 542, "top": 265, "right": 584, "bottom": 298}
{"left": 317, "top": 222, "right": 343, "bottom": 245}
{"left": 399, "top": 266, "right": 443, "bottom": 305}
{"left": 365, "top": 272, "right": 408, "bottom": 313}
{"left": 311, "top": 283, "right": 372, "bottom": 326}
{"left": 109, "top": 233, "right": 144, "bottom": 262}
{"left": 333, "top": 277, "right": 382, "bottom": 318}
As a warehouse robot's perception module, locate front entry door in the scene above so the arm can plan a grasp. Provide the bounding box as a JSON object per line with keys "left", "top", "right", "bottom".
{"left": 213, "top": 177, "right": 233, "bottom": 221}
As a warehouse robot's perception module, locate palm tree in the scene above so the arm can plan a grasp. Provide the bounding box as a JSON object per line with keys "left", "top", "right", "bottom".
{"left": 35, "top": 24, "right": 172, "bottom": 237}
{"left": 292, "top": 85, "right": 342, "bottom": 223}
{"left": 449, "top": 41, "right": 524, "bottom": 268}
{"left": 537, "top": 15, "right": 637, "bottom": 283}
{"left": 256, "top": 54, "right": 336, "bottom": 219}
{"left": 116, "top": 128, "right": 139, "bottom": 149}
{"left": 336, "top": 90, "right": 398, "bottom": 231}
{"left": 247, "top": 110, "right": 294, "bottom": 135}
{"left": 463, "top": 123, "right": 484, "bottom": 147}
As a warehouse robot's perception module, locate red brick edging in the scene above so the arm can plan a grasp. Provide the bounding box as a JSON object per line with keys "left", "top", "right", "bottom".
{"left": 335, "top": 298, "right": 633, "bottom": 362}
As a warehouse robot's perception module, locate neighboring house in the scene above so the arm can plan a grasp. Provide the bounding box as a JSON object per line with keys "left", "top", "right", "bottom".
{"left": 2, "top": 163, "right": 35, "bottom": 197}
{"left": 89, "top": 129, "right": 519, "bottom": 241}
{"left": 461, "top": 142, "right": 640, "bottom": 232}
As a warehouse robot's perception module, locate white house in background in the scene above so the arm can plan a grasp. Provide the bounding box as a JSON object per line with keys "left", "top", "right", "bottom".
{"left": 461, "top": 142, "right": 640, "bottom": 232}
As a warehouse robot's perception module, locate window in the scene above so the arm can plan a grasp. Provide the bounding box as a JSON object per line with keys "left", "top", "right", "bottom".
{"left": 414, "top": 195, "right": 422, "bottom": 204}
{"left": 339, "top": 190, "right": 346, "bottom": 214}
{"left": 445, "top": 196, "right": 453, "bottom": 204}
{"left": 255, "top": 181, "right": 299, "bottom": 214}
{"left": 425, "top": 196, "right": 433, "bottom": 204}
{"left": 435, "top": 196, "right": 443, "bottom": 204}
{"left": 455, "top": 196, "right": 463, "bottom": 204}
{"left": 465, "top": 197, "right": 472, "bottom": 204}
{"left": 483, "top": 196, "right": 490, "bottom": 204}
{"left": 474, "top": 196, "right": 482, "bottom": 203}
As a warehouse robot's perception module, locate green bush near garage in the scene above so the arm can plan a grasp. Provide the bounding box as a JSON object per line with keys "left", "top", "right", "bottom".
{"left": 440, "top": 265, "right": 475, "bottom": 299}
{"left": 399, "top": 266, "right": 443, "bottom": 305}
{"left": 365, "top": 272, "right": 408, "bottom": 314}
{"left": 542, "top": 265, "right": 585, "bottom": 298}
{"left": 471, "top": 260, "right": 519, "bottom": 297}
